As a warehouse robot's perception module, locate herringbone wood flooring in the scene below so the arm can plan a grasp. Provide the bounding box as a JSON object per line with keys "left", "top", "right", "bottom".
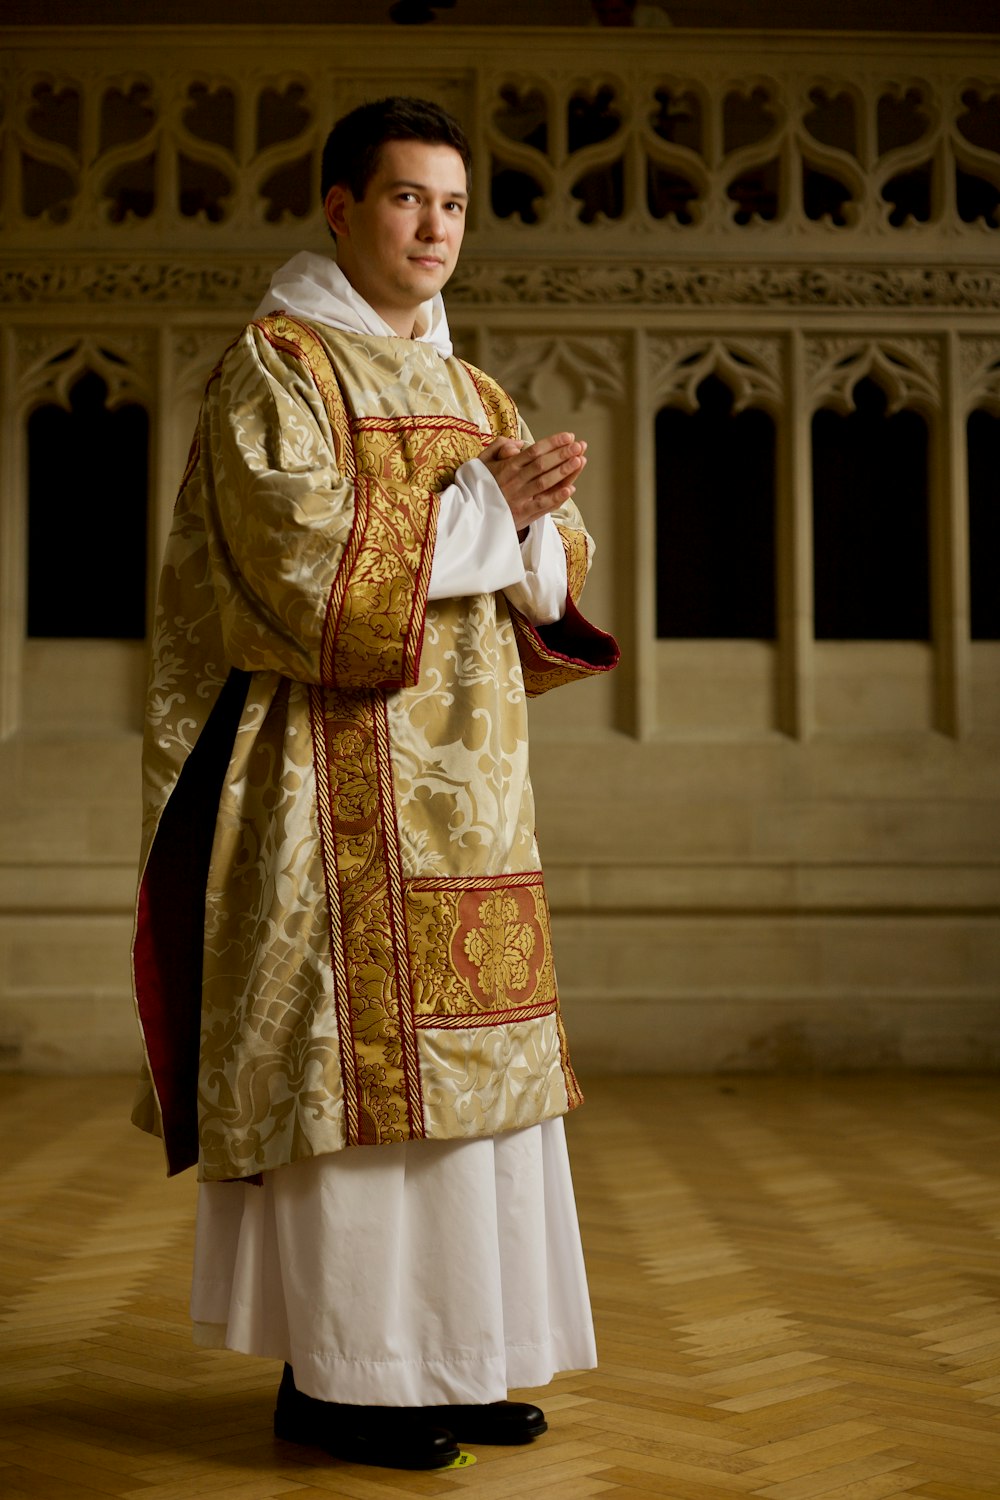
{"left": 2, "top": 1074, "right": 999, "bottom": 1499}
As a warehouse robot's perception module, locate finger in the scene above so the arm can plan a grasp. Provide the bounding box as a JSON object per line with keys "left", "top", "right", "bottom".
{"left": 501, "top": 452, "right": 585, "bottom": 518}
{"left": 527, "top": 431, "right": 576, "bottom": 455}
{"left": 506, "top": 431, "right": 574, "bottom": 472}
{"left": 480, "top": 435, "right": 524, "bottom": 461}
{"left": 529, "top": 451, "right": 586, "bottom": 490}
{"left": 516, "top": 495, "right": 574, "bottom": 531}
{"left": 514, "top": 477, "right": 580, "bottom": 525}
{"left": 534, "top": 461, "right": 585, "bottom": 504}
{"left": 516, "top": 442, "right": 585, "bottom": 486}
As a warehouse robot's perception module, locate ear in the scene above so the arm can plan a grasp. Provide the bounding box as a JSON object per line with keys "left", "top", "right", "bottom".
{"left": 324, "top": 183, "right": 352, "bottom": 238}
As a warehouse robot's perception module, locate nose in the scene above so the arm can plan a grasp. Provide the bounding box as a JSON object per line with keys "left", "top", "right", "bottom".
{"left": 419, "top": 203, "right": 446, "bottom": 241}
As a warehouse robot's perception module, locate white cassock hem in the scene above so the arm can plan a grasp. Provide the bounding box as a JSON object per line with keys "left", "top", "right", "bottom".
{"left": 190, "top": 1117, "right": 597, "bottom": 1405}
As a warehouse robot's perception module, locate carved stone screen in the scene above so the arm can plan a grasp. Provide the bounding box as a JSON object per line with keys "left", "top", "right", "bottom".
{"left": 1, "top": 26, "right": 998, "bottom": 1076}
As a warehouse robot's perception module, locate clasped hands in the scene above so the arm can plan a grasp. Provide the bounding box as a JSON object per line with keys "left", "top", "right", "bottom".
{"left": 480, "top": 431, "right": 587, "bottom": 540}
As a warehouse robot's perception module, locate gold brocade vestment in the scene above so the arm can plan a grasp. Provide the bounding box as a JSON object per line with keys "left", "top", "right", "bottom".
{"left": 131, "top": 313, "right": 618, "bottom": 1182}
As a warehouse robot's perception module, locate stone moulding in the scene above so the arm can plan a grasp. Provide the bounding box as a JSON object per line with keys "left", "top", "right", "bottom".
{"left": 3, "top": 258, "right": 1000, "bottom": 310}
{"left": 0, "top": 261, "right": 280, "bottom": 307}
{"left": 451, "top": 263, "right": 1000, "bottom": 310}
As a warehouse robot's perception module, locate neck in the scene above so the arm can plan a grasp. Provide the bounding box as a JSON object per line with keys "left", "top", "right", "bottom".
{"left": 380, "top": 309, "right": 417, "bottom": 338}
{"left": 335, "top": 256, "right": 418, "bottom": 338}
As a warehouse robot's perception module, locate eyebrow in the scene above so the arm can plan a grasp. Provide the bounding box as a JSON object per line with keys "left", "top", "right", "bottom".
{"left": 387, "top": 178, "right": 469, "bottom": 201}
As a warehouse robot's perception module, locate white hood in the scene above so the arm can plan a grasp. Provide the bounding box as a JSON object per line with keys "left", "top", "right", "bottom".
{"left": 253, "top": 250, "right": 453, "bottom": 359}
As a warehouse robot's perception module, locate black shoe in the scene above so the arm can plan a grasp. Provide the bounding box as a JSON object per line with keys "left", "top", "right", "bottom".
{"left": 419, "top": 1399, "right": 548, "bottom": 1445}
{"left": 274, "top": 1364, "right": 460, "bottom": 1470}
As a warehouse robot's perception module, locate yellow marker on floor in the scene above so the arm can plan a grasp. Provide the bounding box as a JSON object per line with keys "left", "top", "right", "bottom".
{"left": 443, "top": 1451, "right": 476, "bottom": 1468}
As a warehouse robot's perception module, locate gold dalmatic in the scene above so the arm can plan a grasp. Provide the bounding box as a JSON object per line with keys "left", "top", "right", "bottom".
{"left": 132, "top": 313, "right": 618, "bottom": 1181}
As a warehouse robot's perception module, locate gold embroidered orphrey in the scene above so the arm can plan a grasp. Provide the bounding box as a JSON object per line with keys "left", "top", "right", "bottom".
{"left": 132, "top": 311, "right": 618, "bottom": 1182}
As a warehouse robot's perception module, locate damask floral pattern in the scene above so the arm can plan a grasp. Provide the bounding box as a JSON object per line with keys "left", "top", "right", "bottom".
{"left": 464, "top": 894, "right": 536, "bottom": 999}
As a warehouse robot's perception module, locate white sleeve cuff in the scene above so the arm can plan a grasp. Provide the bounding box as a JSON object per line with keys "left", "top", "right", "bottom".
{"left": 504, "top": 515, "right": 568, "bottom": 626}
{"left": 427, "top": 458, "right": 525, "bottom": 601}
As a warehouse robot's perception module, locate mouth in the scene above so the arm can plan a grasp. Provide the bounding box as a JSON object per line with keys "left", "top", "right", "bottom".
{"left": 410, "top": 256, "right": 445, "bottom": 268}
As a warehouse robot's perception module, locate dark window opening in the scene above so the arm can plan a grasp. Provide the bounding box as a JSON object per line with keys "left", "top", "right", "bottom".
{"left": 21, "top": 156, "right": 75, "bottom": 222}
{"left": 656, "top": 375, "right": 776, "bottom": 639}
{"left": 803, "top": 164, "right": 853, "bottom": 225}
{"left": 804, "top": 87, "right": 857, "bottom": 157}
{"left": 256, "top": 84, "right": 311, "bottom": 151}
{"left": 727, "top": 158, "right": 780, "bottom": 223}
{"left": 956, "top": 168, "right": 1000, "bottom": 228}
{"left": 261, "top": 154, "right": 313, "bottom": 222}
{"left": 568, "top": 86, "right": 622, "bottom": 153}
{"left": 27, "top": 370, "right": 148, "bottom": 639}
{"left": 178, "top": 155, "right": 231, "bottom": 221}
{"left": 572, "top": 158, "right": 624, "bottom": 222}
{"left": 28, "top": 81, "right": 81, "bottom": 149}
{"left": 882, "top": 163, "right": 933, "bottom": 225}
{"left": 647, "top": 163, "right": 699, "bottom": 222}
{"left": 957, "top": 89, "right": 1000, "bottom": 152}
{"left": 490, "top": 161, "right": 545, "bottom": 222}
{"left": 494, "top": 86, "right": 548, "bottom": 155}
{"left": 877, "top": 88, "right": 928, "bottom": 155}
{"left": 812, "top": 378, "right": 929, "bottom": 640}
{"left": 104, "top": 154, "right": 156, "bottom": 222}
{"left": 99, "top": 83, "right": 156, "bottom": 154}
{"left": 650, "top": 87, "right": 702, "bottom": 153}
{"left": 968, "top": 408, "right": 1000, "bottom": 640}
{"left": 22, "top": 83, "right": 80, "bottom": 221}
{"left": 723, "top": 86, "right": 775, "bottom": 154}
{"left": 184, "top": 83, "right": 236, "bottom": 151}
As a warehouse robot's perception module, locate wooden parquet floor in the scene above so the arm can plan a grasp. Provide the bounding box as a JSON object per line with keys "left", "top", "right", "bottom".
{"left": 2, "top": 1075, "right": 1000, "bottom": 1500}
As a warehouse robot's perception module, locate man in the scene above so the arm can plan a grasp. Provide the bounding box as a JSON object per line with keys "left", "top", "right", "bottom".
{"left": 131, "top": 96, "right": 618, "bottom": 1471}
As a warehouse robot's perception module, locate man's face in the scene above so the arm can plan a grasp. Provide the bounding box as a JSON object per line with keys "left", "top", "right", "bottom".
{"left": 324, "top": 138, "right": 468, "bottom": 336}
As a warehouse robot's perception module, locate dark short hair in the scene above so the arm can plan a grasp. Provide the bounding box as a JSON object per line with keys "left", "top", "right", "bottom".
{"left": 321, "top": 96, "right": 472, "bottom": 204}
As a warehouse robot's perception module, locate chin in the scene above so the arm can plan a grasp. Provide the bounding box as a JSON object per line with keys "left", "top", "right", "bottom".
{"left": 404, "top": 277, "right": 446, "bottom": 301}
